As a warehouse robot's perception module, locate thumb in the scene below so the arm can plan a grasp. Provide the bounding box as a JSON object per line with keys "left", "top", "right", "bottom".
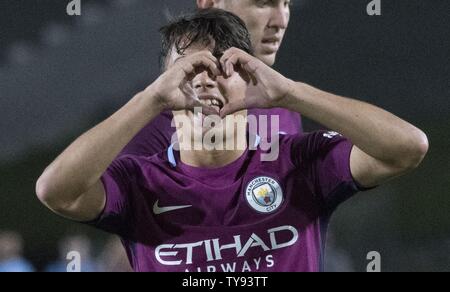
{"left": 220, "top": 101, "right": 247, "bottom": 118}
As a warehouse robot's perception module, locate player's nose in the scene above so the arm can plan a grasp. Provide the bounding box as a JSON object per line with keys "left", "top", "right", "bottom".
{"left": 192, "top": 71, "right": 217, "bottom": 92}
{"left": 268, "top": 4, "right": 289, "bottom": 30}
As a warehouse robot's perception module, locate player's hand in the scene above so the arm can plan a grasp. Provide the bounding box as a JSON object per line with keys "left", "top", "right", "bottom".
{"left": 219, "top": 47, "right": 294, "bottom": 117}
{"left": 148, "top": 50, "right": 221, "bottom": 115}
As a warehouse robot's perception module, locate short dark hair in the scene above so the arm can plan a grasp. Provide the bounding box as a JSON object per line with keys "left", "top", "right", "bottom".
{"left": 159, "top": 8, "right": 253, "bottom": 70}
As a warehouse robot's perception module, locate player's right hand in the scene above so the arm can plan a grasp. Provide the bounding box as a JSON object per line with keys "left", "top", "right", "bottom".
{"left": 147, "top": 50, "right": 221, "bottom": 115}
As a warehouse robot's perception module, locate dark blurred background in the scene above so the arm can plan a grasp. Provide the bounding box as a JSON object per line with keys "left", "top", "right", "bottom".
{"left": 0, "top": 0, "right": 449, "bottom": 272}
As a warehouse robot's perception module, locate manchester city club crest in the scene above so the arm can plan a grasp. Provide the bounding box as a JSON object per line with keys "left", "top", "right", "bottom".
{"left": 245, "top": 177, "right": 284, "bottom": 213}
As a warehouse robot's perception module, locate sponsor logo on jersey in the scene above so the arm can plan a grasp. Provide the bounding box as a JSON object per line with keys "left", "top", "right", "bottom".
{"left": 155, "top": 225, "right": 299, "bottom": 271}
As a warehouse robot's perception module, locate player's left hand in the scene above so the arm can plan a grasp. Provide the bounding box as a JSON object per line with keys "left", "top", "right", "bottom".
{"left": 219, "top": 47, "right": 294, "bottom": 117}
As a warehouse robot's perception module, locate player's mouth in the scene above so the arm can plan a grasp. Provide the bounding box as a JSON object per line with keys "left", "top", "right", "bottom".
{"left": 198, "top": 95, "right": 225, "bottom": 113}
{"left": 261, "top": 37, "right": 281, "bottom": 53}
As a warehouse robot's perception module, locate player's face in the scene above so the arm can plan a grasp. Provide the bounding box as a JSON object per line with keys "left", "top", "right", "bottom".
{"left": 167, "top": 43, "right": 248, "bottom": 147}
{"left": 212, "top": 0, "right": 291, "bottom": 66}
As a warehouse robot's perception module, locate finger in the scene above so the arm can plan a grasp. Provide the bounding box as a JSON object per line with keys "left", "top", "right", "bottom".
{"left": 202, "top": 51, "right": 221, "bottom": 69}
{"left": 182, "top": 56, "right": 220, "bottom": 80}
{"left": 180, "top": 63, "right": 195, "bottom": 81}
{"left": 227, "top": 58, "right": 235, "bottom": 77}
{"left": 219, "top": 47, "right": 244, "bottom": 77}
{"left": 192, "top": 64, "right": 218, "bottom": 81}
{"left": 194, "top": 52, "right": 221, "bottom": 75}
{"left": 221, "top": 47, "right": 240, "bottom": 62}
{"left": 193, "top": 56, "right": 221, "bottom": 77}
{"left": 220, "top": 54, "right": 234, "bottom": 78}
{"left": 179, "top": 82, "right": 196, "bottom": 98}
{"left": 220, "top": 48, "right": 238, "bottom": 77}
{"left": 220, "top": 100, "right": 247, "bottom": 118}
{"left": 226, "top": 52, "right": 255, "bottom": 78}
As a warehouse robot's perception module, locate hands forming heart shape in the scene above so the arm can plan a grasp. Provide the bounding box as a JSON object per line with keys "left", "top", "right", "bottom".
{"left": 149, "top": 47, "right": 294, "bottom": 118}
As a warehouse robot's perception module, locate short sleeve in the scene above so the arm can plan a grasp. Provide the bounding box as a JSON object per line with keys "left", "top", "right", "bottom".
{"left": 119, "top": 110, "right": 174, "bottom": 157}
{"left": 290, "top": 131, "right": 365, "bottom": 211}
{"left": 87, "top": 157, "right": 137, "bottom": 236}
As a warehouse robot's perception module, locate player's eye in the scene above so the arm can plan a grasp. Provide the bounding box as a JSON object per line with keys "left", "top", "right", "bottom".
{"left": 254, "top": 0, "right": 271, "bottom": 8}
{"left": 254, "top": 0, "right": 292, "bottom": 9}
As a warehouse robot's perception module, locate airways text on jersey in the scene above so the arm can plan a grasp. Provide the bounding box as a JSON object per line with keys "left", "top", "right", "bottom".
{"left": 154, "top": 225, "right": 299, "bottom": 272}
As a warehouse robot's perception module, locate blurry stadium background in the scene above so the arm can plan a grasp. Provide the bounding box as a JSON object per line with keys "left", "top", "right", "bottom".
{"left": 0, "top": 0, "right": 449, "bottom": 272}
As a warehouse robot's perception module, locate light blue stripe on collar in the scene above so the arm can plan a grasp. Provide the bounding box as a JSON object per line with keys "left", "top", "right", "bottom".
{"left": 253, "top": 134, "right": 261, "bottom": 148}
{"left": 168, "top": 144, "right": 177, "bottom": 168}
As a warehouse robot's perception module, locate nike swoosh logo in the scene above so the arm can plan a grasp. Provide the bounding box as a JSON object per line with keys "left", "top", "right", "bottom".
{"left": 153, "top": 200, "right": 192, "bottom": 215}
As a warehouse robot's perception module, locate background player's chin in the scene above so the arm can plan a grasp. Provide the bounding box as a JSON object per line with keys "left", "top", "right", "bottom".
{"left": 256, "top": 50, "right": 277, "bottom": 66}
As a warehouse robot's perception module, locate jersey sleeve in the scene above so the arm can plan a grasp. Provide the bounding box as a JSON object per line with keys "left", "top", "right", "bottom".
{"left": 290, "top": 131, "right": 368, "bottom": 211}
{"left": 119, "top": 110, "right": 174, "bottom": 157}
{"left": 87, "top": 156, "right": 138, "bottom": 237}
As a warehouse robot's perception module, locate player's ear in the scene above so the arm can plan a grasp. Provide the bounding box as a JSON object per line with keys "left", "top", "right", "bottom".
{"left": 196, "top": 0, "right": 215, "bottom": 9}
